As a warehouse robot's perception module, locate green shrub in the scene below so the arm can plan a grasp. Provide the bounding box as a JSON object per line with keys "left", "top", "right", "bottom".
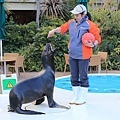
{"left": 90, "top": 9, "right": 120, "bottom": 70}
{"left": 4, "top": 17, "right": 69, "bottom": 71}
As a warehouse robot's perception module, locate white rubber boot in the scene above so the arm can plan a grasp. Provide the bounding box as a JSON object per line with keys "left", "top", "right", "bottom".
{"left": 69, "top": 86, "right": 80, "bottom": 104}
{"left": 75, "top": 87, "right": 88, "bottom": 105}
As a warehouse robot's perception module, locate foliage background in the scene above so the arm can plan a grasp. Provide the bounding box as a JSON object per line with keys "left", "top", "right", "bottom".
{"left": 3, "top": 5, "right": 120, "bottom": 71}
{"left": 90, "top": 9, "right": 120, "bottom": 70}
{"left": 3, "top": 17, "right": 69, "bottom": 71}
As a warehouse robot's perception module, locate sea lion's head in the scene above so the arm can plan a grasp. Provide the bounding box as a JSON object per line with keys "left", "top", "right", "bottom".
{"left": 43, "top": 43, "right": 54, "bottom": 55}
{"left": 41, "top": 43, "right": 55, "bottom": 72}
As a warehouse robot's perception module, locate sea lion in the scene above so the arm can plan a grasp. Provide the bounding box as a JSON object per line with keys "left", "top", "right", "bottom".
{"left": 8, "top": 43, "right": 69, "bottom": 115}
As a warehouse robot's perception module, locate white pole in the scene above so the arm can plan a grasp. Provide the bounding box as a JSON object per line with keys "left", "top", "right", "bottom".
{"left": 0, "top": 40, "right": 2, "bottom": 60}
{"left": 36, "top": 0, "right": 40, "bottom": 28}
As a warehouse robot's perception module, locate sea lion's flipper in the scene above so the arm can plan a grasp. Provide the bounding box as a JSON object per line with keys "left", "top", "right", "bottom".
{"left": 49, "top": 101, "right": 71, "bottom": 109}
{"left": 8, "top": 105, "right": 14, "bottom": 112}
{"left": 35, "top": 97, "right": 45, "bottom": 105}
{"left": 56, "top": 104, "right": 71, "bottom": 109}
{"left": 15, "top": 107, "right": 45, "bottom": 115}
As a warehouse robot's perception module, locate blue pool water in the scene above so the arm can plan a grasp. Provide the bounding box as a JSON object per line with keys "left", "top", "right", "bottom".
{"left": 55, "top": 74, "right": 120, "bottom": 93}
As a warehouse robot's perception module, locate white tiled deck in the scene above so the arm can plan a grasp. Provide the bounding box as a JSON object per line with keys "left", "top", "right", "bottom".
{"left": 1, "top": 71, "right": 120, "bottom": 120}
{"left": 1, "top": 86, "right": 120, "bottom": 120}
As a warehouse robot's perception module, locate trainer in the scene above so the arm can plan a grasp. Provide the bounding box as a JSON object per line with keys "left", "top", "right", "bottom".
{"left": 47, "top": 4, "right": 101, "bottom": 105}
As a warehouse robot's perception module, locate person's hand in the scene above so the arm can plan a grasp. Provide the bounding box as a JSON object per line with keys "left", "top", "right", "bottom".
{"left": 83, "top": 40, "right": 94, "bottom": 48}
{"left": 47, "top": 30, "right": 55, "bottom": 38}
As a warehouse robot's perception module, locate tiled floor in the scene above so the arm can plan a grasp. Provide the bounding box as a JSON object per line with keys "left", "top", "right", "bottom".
{"left": 0, "top": 71, "right": 120, "bottom": 120}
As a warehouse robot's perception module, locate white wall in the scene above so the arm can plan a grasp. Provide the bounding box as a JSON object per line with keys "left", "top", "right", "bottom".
{"left": 5, "top": 0, "right": 44, "bottom": 10}
{"left": 6, "top": 2, "right": 36, "bottom": 10}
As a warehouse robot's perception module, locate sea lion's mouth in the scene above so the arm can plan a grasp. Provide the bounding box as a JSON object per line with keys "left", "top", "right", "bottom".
{"left": 43, "top": 43, "right": 54, "bottom": 55}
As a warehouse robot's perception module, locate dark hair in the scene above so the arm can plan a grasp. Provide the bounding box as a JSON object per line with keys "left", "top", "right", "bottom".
{"left": 87, "top": 12, "right": 92, "bottom": 21}
{"left": 80, "top": 11, "right": 85, "bottom": 15}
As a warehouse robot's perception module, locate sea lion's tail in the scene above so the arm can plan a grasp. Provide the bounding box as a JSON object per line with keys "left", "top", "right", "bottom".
{"left": 15, "top": 107, "right": 45, "bottom": 115}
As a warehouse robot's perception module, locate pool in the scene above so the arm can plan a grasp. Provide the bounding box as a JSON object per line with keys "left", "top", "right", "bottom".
{"left": 55, "top": 74, "right": 120, "bottom": 93}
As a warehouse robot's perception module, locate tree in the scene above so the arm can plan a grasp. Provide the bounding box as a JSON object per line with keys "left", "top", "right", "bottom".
{"left": 40, "top": 0, "right": 71, "bottom": 22}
